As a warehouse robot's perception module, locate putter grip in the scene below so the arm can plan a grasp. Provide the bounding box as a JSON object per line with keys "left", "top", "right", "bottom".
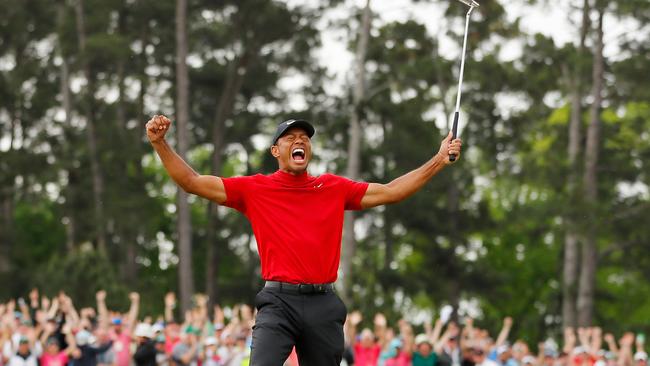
{"left": 449, "top": 111, "right": 459, "bottom": 162}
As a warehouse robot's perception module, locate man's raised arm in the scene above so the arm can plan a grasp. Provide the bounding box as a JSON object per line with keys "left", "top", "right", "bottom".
{"left": 360, "top": 132, "right": 461, "bottom": 209}
{"left": 146, "top": 115, "right": 226, "bottom": 204}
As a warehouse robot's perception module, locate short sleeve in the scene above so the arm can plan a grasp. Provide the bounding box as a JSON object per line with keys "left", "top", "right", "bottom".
{"left": 341, "top": 177, "right": 369, "bottom": 211}
{"left": 221, "top": 176, "right": 253, "bottom": 212}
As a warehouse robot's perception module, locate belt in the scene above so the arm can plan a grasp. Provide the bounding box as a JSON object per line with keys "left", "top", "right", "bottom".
{"left": 265, "top": 281, "right": 334, "bottom": 294}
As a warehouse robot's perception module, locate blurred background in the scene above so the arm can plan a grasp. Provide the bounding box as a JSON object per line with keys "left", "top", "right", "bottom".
{"left": 0, "top": 0, "right": 649, "bottom": 345}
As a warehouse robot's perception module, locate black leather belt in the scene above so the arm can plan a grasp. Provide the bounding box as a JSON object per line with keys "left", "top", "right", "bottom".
{"left": 265, "top": 281, "right": 334, "bottom": 294}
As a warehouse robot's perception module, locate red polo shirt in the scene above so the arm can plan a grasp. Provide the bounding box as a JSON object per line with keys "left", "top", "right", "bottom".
{"left": 221, "top": 170, "right": 369, "bottom": 284}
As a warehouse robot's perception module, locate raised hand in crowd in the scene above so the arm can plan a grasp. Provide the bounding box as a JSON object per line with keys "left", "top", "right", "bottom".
{"left": 164, "top": 292, "right": 176, "bottom": 323}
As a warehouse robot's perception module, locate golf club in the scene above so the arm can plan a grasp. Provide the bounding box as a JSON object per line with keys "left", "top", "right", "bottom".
{"left": 449, "top": 0, "right": 479, "bottom": 162}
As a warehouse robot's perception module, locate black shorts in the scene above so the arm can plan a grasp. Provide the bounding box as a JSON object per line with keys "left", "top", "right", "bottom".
{"left": 250, "top": 286, "right": 348, "bottom": 366}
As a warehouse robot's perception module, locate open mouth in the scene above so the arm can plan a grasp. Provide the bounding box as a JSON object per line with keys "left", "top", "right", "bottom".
{"left": 291, "top": 148, "right": 306, "bottom": 162}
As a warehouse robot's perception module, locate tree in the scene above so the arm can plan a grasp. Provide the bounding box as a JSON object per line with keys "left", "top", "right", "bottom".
{"left": 341, "top": 0, "right": 371, "bottom": 305}
{"left": 562, "top": 0, "right": 591, "bottom": 330}
{"left": 175, "top": 0, "right": 194, "bottom": 313}
{"left": 577, "top": 5, "right": 605, "bottom": 327}
{"left": 74, "top": 0, "right": 107, "bottom": 253}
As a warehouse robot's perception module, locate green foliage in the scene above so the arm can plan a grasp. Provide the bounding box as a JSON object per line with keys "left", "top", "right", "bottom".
{"left": 33, "top": 249, "right": 129, "bottom": 310}
{"left": 0, "top": 0, "right": 648, "bottom": 345}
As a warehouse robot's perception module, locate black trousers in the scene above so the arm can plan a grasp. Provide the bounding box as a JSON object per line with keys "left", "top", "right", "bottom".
{"left": 250, "top": 286, "right": 348, "bottom": 366}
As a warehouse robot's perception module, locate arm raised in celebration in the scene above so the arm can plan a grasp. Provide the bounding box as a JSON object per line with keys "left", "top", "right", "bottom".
{"left": 146, "top": 115, "right": 226, "bottom": 204}
{"left": 360, "top": 132, "right": 462, "bottom": 209}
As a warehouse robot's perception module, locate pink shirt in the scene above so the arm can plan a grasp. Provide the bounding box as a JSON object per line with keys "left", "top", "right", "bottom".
{"left": 111, "top": 331, "right": 132, "bottom": 366}
{"left": 40, "top": 352, "right": 68, "bottom": 366}
{"left": 354, "top": 343, "right": 381, "bottom": 366}
{"left": 385, "top": 352, "right": 411, "bottom": 366}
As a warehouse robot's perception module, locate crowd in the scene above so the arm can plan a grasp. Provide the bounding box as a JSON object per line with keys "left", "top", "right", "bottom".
{"left": 0, "top": 289, "right": 646, "bottom": 366}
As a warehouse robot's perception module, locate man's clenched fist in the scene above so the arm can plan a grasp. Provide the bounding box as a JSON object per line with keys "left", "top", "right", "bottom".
{"left": 146, "top": 115, "right": 171, "bottom": 143}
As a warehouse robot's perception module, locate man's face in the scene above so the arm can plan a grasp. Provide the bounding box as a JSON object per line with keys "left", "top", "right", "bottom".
{"left": 418, "top": 342, "right": 433, "bottom": 356}
{"left": 473, "top": 349, "right": 486, "bottom": 363}
{"left": 18, "top": 342, "right": 30, "bottom": 354}
{"left": 271, "top": 127, "right": 312, "bottom": 175}
{"left": 46, "top": 342, "right": 60, "bottom": 355}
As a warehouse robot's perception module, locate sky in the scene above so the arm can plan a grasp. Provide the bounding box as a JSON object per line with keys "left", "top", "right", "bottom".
{"left": 283, "top": 0, "right": 639, "bottom": 96}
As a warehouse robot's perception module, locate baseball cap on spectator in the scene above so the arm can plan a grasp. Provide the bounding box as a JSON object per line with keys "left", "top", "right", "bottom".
{"left": 497, "top": 345, "right": 510, "bottom": 355}
{"left": 573, "top": 346, "right": 587, "bottom": 355}
{"left": 544, "top": 348, "right": 559, "bottom": 358}
{"left": 522, "top": 356, "right": 536, "bottom": 365}
{"left": 134, "top": 323, "right": 153, "bottom": 339}
{"left": 634, "top": 352, "right": 648, "bottom": 362}
{"left": 204, "top": 337, "right": 218, "bottom": 346}
{"left": 111, "top": 317, "right": 122, "bottom": 326}
{"left": 390, "top": 338, "right": 403, "bottom": 350}
{"left": 18, "top": 335, "right": 29, "bottom": 344}
{"left": 152, "top": 323, "right": 164, "bottom": 334}
{"left": 184, "top": 325, "right": 200, "bottom": 335}
{"left": 415, "top": 334, "right": 431, "bottom": 346}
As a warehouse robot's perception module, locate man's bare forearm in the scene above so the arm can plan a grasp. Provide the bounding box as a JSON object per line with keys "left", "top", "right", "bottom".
{"left": 151, "top": 139, "right": 199, "bottom": 192}
{"left": 385, "top": 153, "right": 447, "bottom": 202}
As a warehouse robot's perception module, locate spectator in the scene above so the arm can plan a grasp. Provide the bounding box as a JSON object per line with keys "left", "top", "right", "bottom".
{"left": 413, "top": 334, "right": 437, "bottom": 366}
{"left": 634, "top": 352, "right": 647, "bottom": 366}
{"left": 39, "top": 323, "right": 76, "bottom": 366}
{"left": 171, "top": 328, "right": 199, "bottom": 366}
{"left": 6, "top": 336, "right": 39, "bottom": 366}
{"left": 202, "top": 337, "right": 222, "bottom": 366}
{"left": 154, "top": 335, "right": 169, "bottom": 366}
{"left": 437, "top": 323, "right": 462, "bottom": 366}
{"left": 70, "top": 329, "right": 113, "bottom": 366}
{"left": 345, "top": 311, "right": 382, "bottom": 366}
{"left": 381, "top": 337, "right": 411, "bottom": 366}
{"left": 473, "top": 346, "right": 500, "bottom": 366}
{"left": 133, "top": 323, "right": 156, "bottom": 366}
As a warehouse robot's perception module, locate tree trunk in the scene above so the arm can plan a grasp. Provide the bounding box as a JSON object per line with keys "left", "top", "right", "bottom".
{"left": 0, "top": 189, "right": 12, "bottom": 273}
{"left": 110, "top": 3, "right": 138, "bottom": 283}
{"left": 205, "top": 53, "right": 251, "bottom": 309}
{"left": 577, "top": 7, "right": 604, "bottom": 327}
{"left": 74, "top": 0, "right": 107, "bottom": 253}
{"left": 562, "top": 0, "right": 590, "bottom": 330}
{"left": 341, "top": 0, "right": 371, "bottom": 305}
{"left": 175, "top": 0, "right": 194, "bottom": 313}
{"left": 57, "top": 0, "right": 76, "bottom": 252}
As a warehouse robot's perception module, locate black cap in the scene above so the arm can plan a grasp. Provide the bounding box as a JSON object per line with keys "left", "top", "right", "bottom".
{"left": 271, "top": 119, "right": 315, "bottom": 145}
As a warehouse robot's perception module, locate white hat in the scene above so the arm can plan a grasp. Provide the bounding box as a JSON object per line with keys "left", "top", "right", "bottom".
{"left": 634, "top": 352, "right": 648, "bottom": 361}
{"left": 204, "top": 337, "right": 218, "bottom": 346}
{"left": 415, "top": 334, "right": 431, "bottom": 346}
{"left": 75, "top": 330, "right": 95, "bottom": 346}
{"left": 497, "top": 345, "right": 510, "bottom": 355}
{"left": 522, "top": 355, "right": 536, "bottom": 365}
{"left": 134, "top": 323, "right": 154, "bottom": 339}
{"left": 152, "top": 323, "right": 165, "bottom": 334}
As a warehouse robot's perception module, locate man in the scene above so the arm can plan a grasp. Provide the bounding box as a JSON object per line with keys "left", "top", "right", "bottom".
{"left": 6, "top": 336, "right": 39, "bottom": 366}
{"left": 170, "top": 328, "right": 199, "bottom": 366}
{"left": 413, "top": 334, "right": 437, "bottom": 366}
{"left": 133, "top": 323, "right": 157, "bottom": 366}
{"left": 70, "top": 330, "right": 113, "bottom": 366}
{"left": 146, "top": 115, "right": 462, "bottom": 365}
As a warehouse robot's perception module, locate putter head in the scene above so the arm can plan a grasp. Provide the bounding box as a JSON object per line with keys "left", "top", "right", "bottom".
{"left": 456, "top": 0, "right": 480, "bottom": 7}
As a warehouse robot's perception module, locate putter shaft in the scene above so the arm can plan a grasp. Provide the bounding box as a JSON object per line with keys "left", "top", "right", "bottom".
{"left": 456, "top": 0, "right": 480, "bottom": 8}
